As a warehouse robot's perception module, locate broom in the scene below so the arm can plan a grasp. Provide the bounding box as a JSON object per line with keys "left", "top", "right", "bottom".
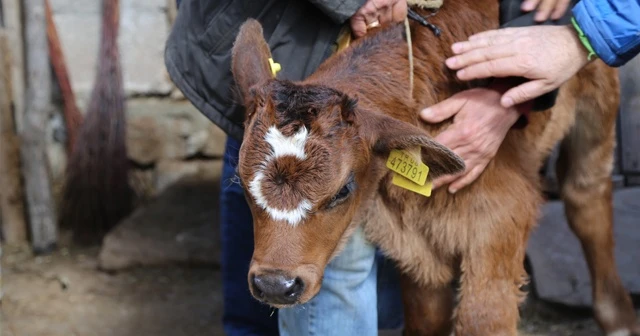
{"left": 60, "top": 0, "right": 133, "bottom": 245}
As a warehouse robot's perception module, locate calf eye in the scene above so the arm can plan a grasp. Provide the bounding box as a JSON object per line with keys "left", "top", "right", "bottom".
{"left": 332, "top": 185, "right": 350, "bottom": 201}
{"left": 327, "top": 173, "right": 356, "bottom": 209}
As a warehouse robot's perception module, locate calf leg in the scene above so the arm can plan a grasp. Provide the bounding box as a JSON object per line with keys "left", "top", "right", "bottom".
{"left": 556, "top": 118, "right": 639, "bottom": 335}
{"left": 401, "top": 273, "right": 454, "bottom": 336}
{"left": 454, "top": 238, "right": 529, "bottom": 336}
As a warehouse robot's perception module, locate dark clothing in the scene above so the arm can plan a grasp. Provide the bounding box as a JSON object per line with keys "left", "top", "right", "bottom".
{"left": 165, "top": 0, "right": 365, "bottom": 142}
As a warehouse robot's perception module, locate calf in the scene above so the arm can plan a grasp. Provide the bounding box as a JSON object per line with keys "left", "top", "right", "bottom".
{"left": 230, "top": 1, "right": 639, "bottom": 335}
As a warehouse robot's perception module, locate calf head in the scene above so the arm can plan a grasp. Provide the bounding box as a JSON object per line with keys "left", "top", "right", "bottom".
{"left": 231, "top": 19, "right": 464, "bottom": 307}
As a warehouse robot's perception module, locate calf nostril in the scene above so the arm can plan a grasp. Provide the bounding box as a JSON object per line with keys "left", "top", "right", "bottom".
{"left": 285, "top": 277, "right": 304, "bottom": 298}
{"left": 251, "top": 274, "right": 265, "bottom": 298}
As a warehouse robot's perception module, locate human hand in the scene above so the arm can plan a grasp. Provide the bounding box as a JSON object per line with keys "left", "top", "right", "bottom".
{"left": 444, "top": 25, "right": 590, "bottom": 108}
{"left": 419, "top": 87, "right": 521, "bottom": 193}
{"left": 520, "top": 0, "right": 572, "bottom": 22}
{"left": 350, "top": 0, "right": 407, "bottom": 38}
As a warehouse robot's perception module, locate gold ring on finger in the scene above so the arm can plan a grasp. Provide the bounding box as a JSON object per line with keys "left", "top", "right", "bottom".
{"left": 366, "top": 20, "right": 380, "bottom": 29}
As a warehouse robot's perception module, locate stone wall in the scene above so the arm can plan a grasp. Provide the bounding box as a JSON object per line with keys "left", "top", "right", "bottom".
{"left": 125, "top": 99, "right": 226, "bottom": 197}
{"left": 47, "top": 98, "right": 227, "bottom": 205}
{"left": 46, "top": 0, "right": 228, "bottom": 201}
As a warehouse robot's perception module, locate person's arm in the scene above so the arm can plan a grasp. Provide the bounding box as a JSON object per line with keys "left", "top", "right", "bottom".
{"left": 572, "top": 0, "right": 640, "bottom": 67}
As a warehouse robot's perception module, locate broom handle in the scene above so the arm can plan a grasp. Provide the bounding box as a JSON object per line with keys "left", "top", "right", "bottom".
{"left": 45, "top": 0, "right": 82, "bottom": 155}
{"left": 99, "top": 0, "right": 120, "bottom": 68}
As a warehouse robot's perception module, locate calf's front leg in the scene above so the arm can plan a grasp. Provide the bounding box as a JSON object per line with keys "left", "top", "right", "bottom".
{"left": 454, "top": 234, "right": 530, "bottom": 336}
{"left": 401, "top": 272, "right": 454, "bottom": 336}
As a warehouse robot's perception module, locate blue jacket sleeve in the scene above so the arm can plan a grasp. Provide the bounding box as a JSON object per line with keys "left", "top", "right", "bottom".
{"left": 572, "top": 0, "right": 640, "bottom": 67}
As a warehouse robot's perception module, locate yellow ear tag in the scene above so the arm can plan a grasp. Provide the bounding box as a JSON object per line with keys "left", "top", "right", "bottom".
{"left": 268, "top": 58, "right": 281, "bottom": 77}
{"left": 386, "top": 148, "right": 429, "bottom": 185}
{"left": 386, "top": 148, "right": 432, "bottom": 197}
{"left": 392, "top": 174, "right": 433, "bottom": 197}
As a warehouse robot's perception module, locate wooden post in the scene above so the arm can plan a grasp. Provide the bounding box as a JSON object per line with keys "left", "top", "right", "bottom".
{"left": 0, "top": 30, "right": 28, "bottom": 245}
{"left": 21, "top": 0, "right": 58, "bottom": 253}
{"left": 1, "top": 0, "right": 25, "bottom": 133}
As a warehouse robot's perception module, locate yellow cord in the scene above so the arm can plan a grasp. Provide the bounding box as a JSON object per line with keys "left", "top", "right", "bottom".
{"left": 404, "top": 18, "right": 414, "bottom": 100}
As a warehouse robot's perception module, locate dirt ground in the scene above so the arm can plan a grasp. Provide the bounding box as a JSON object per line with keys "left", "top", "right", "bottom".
{"left": 1, "top": 241, "right": 223, "bottom": 336}
{"left": 1, "top": 238, "right": 638, "bottom": 336}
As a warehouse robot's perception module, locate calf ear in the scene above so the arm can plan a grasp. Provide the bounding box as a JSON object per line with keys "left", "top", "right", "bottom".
{"left": 357, "top": 109, "right": 465, "bottom": 180}
{"left": 231, "top": 19, "right": 273, "bottom": 106}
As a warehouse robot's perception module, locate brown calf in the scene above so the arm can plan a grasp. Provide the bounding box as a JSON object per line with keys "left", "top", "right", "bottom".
{"left": 230, "top": 1, "right": 639, "bottom": 335}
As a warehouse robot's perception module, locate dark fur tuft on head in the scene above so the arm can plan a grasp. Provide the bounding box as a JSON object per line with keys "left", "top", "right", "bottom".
{"left": 268, "top": 81, "right": 358, "bottom": 130}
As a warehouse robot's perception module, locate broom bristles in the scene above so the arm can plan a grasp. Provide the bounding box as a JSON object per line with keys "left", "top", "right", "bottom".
{"left": 60, "top": 0, "right": 133, "bottom": 245}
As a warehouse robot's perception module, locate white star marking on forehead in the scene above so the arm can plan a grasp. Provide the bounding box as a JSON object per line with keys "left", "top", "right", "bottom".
{"left": 248, "top": 126, "right": 312, "bottom": 226}
{"left": 264, "top": 126, "right": 307, "bottom": 160}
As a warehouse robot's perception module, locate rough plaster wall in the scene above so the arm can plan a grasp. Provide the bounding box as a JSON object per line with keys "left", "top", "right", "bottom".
{"left": 50, "top": 0, "right": 173, "bottom": 110}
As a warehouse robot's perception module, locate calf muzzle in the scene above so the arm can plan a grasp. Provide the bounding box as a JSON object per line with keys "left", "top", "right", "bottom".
{"left": 250, "top": 270, "right": 305, "bottom": 305}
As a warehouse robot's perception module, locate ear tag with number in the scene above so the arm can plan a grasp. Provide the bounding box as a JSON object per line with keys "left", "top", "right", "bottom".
{"left": 386, "top": 149, "right": 429, "bottom": 185}
{"left": 386, "top": 148, "right": 432, "bottom": 197}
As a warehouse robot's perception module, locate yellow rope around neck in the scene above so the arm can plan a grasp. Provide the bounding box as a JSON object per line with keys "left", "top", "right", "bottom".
{"left": 404, "top": 17, "right": 414, "bottom": 101}
{"left": 335, "top": 25, "right": 352, "bottom": 53}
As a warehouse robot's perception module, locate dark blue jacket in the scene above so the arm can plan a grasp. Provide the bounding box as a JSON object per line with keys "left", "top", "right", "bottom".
{"left": 573, "top": 0, "right": 640, "bottom": 67}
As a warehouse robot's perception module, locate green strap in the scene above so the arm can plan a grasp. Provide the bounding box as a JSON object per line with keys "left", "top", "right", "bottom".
{"left": 571, "top": 17, "right": 597, "bottom": 61}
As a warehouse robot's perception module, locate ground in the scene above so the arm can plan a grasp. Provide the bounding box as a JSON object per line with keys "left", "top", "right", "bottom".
{"left": 2, "top": 242, "right": 223, "bottom": 336}
{"left": 3, "top": 238, "right": 638, "bottom": 336}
